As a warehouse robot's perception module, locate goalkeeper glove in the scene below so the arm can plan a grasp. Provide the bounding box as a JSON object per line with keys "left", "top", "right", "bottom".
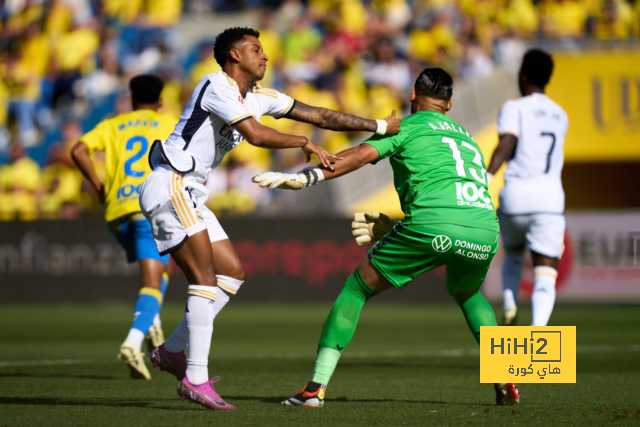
{"left": 351, "top": 211, "right": 398, "bottom": 245}
{"left": 252, "top": 167, "right": 325, "bottom": 190}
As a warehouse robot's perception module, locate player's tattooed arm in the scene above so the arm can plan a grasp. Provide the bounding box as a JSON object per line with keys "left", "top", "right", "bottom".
{"left": 71, "top": 142, "right": 105, "bottom": 203}
{"left": 287, "top": 101, "right": 401, "bottom": 134}
{"left": 234, "top": 117, "right": 341, "bottom": 170}
{"left": 487, "top": 134, "right": 518, "bottom": 176}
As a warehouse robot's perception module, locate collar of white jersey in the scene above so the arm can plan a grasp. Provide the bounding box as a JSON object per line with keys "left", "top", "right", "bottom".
{"left": 528, "top": 92, "right": 548, "bottom": 99}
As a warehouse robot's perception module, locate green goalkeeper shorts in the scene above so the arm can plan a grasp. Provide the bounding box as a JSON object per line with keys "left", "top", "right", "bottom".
{"left": 368, "top": 223, "right": 499, "bottom": 295}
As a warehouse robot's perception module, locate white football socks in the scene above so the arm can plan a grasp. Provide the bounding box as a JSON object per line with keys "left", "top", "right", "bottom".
{"left": 216, "top": 274, "right": 244, "bottom": 296}
{"left": 124, "top": 328, "right": 145, "bottom": 350}
{"left": 531, "top": 266, "right": 557, "bottom": 326}
{"left": 163, "top": 316, "right": 189, "bottom": 353}
{"left": 184, "top": 285, "right": 231, "bottom": 385}
{"left": 185, "top": 285, "right": 217, "bottom": 385}
{"left": 502, "top": 254, "right": 524, "bottom": 311}
{"left": 212, "top": 287, "right": 231, "bottom": 316}
{"left": 163, "top": 286, "right": 232, "bottom": 355}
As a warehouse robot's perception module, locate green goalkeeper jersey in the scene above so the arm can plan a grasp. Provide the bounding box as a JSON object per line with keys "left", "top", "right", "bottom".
{"left": 364, "top": 110, "right": 499, "bottom": 232}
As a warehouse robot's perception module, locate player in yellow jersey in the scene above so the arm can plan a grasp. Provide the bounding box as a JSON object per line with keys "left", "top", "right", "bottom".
{"left": 71, "top": 75, "right": 178, "bottom": 380}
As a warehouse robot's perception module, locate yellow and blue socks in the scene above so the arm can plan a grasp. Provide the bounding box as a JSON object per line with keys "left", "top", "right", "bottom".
{"left": 152, "top": 272, "right": 170, "bottom": 330}
{"left": 311, "top": 269, "right": 375, "bottom": 385}
{"left": 126, "top": 286, "right": 163, "bottom": 349}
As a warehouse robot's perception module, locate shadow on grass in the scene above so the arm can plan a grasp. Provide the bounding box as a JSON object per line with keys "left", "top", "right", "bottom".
{"left": 223, "top": 395, "right": 493, "bottom": 407}
{"left": 0, "top": 395, "right": 494, "bottom": 411}
{"left": 0, "top": 372, "right": 123, "bottom": 381}
{"left": 0, "top": 397, "right": 157, "bottom": 408}
{"left": 339, "top": 362, "right": 477, "bottom": 371}
{"left": 0, "top": 396, "right": 229, "bottom": 412}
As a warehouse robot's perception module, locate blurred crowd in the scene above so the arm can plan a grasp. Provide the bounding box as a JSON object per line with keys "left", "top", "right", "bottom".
{"left": 0, "top": 0, "right": 638, "bottom": 220}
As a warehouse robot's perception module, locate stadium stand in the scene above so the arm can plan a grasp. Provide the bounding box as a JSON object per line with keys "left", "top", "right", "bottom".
{"left": 0, "top": 0, "right": 638, "bottom": 220}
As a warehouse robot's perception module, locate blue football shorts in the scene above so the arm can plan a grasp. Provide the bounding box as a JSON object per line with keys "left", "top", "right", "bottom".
{"left": 108, "top": 212, "right": 169, "bottom": 264}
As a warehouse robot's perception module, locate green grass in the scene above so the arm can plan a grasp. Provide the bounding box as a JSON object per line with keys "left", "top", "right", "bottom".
{"left": 0, "top": 304, "right": 638, "bottom": 426}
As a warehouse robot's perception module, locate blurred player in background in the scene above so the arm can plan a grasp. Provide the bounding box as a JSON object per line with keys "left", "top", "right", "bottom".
{"left": 486, "top": 49, "right": 568, "bottom": 327}
{"left": 141, "top": 27, "right": 400, "bottom": 410}
{"left": 71, "top": 75, "right": 177, "bottom": 379}
{"left": 254, "top": 68, "right": 519, "bottom": 407}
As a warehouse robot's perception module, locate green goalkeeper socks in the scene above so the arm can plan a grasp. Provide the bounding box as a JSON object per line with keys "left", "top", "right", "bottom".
{"left": 453, "top": 290, "right": 497, "bottom": 344}
{"left": 311, "top": 269, "right": 375, "bottom": 385}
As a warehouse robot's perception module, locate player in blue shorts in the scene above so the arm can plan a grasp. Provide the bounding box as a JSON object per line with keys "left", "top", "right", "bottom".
{"left": 71, "top": 75, "right": 178, "bottom": 379}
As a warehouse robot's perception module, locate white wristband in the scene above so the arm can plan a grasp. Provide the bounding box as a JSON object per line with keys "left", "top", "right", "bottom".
{"left": 486, "top": 172, "right": 494, "bottom": 185}
{"left": 375, "top": 119, "right": 388, "bottom": 135}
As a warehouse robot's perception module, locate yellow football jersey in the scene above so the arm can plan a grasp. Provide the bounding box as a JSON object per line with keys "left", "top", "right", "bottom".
{"left": 81, "top": 109, "right": 177, "bottom": 222}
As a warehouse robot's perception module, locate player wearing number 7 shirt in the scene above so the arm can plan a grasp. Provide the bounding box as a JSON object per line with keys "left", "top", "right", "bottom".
{"left": 486, "top": 49, "right": 568, "bottom": 327}
{"left": 254, "top": 68, "right": 519, "bottom": 406}
{"left": 72, "top": 75, "right": 177, "bottom": 380}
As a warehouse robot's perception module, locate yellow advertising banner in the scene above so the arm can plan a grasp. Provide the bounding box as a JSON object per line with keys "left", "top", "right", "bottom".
{"left": 480, "top": 326, "right": 576, "bottom": 383}
{"left": 547, "top": 51, "right": 640, "bottom": 161}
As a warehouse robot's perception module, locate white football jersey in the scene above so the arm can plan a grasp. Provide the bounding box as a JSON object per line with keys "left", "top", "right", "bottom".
{"left": 149, "top": 71, "right": 295, "bottom": 180}
{"left": 497, "top": 93, "right": 568, "bottom": 214}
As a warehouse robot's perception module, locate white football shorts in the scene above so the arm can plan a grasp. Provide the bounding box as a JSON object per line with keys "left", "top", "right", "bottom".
{"left": 139, "top": 165, "right": 228, "bottom": 256}
{"left": 497, "top": 210, "right": 565, "bottom": 259}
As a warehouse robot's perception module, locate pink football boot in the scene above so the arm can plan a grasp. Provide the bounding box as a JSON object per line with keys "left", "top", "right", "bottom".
{"left": 150, "top": 344, "right": 187, "bottom": 380}
{"left": 177, "top": 376, "right": 237, "bottom": 410}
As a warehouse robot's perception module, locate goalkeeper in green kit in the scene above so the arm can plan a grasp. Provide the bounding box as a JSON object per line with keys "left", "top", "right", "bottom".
{"left": 252, "top": 68, "right": 519, "bottom": 407}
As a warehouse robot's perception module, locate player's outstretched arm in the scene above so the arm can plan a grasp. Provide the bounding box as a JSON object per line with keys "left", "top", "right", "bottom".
{"left": 71, "top": 141, "right": 105, "bottom": 203}
{"left": 486, "top": 134, "right": 517, "bottom": 184}
{"left": 234, "top": 117, "right": 341, "bottom": 170}
{"left": 252, "top": 144, "right": 379, "bottom": 190}
{"left": 286, "top": 101, "right": 401, "bottom": 135}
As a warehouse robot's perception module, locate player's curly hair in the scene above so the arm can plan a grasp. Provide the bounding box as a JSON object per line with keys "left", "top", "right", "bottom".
{"left": 520, "top": 49, "right": 554, "bottom": 88}
{"left": 129, "top": 74, "right": 164, "bottom": 104}
{"left": 414, "top": 68, "right": 453, "bottom": 101}
{"left": 213, "top": 27, "right": 261, "bottom": 68}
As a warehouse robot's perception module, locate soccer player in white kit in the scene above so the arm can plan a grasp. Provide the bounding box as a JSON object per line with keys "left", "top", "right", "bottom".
{"left": 486, "top": 49, "right": 568, "bottom": 327}
{"left": 139, "top": 27, "right": 401, "bottom": 410}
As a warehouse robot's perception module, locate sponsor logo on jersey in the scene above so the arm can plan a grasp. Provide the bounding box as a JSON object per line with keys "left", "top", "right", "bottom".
{"left": 455, "top": 240, "right": 492, "bottom": 253}
{"left": 116, "top": 183, "right": 142, "bottom": 200}
{"left": 217, "top": 124, "right": 244, "bottom": 151}
{"left": 455, "top": 181, "right": 492, "bottom": 210}
{"left": 454, "top": 239, "right": 493, "bottom": 260}
{"left": 432, "top": 235, "right": 452, "bottom": 253}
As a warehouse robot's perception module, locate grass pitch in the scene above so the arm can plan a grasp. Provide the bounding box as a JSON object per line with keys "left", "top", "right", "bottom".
{"left": 0, "top": 303, "right": 638, "bottom": 426}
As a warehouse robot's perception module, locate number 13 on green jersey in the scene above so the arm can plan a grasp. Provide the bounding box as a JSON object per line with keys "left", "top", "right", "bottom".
{"left": 364, "top": 111, "right": 499, "bottom": 232}
{"left": 441, "top": 136, "right": 492, "bottom": 210}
